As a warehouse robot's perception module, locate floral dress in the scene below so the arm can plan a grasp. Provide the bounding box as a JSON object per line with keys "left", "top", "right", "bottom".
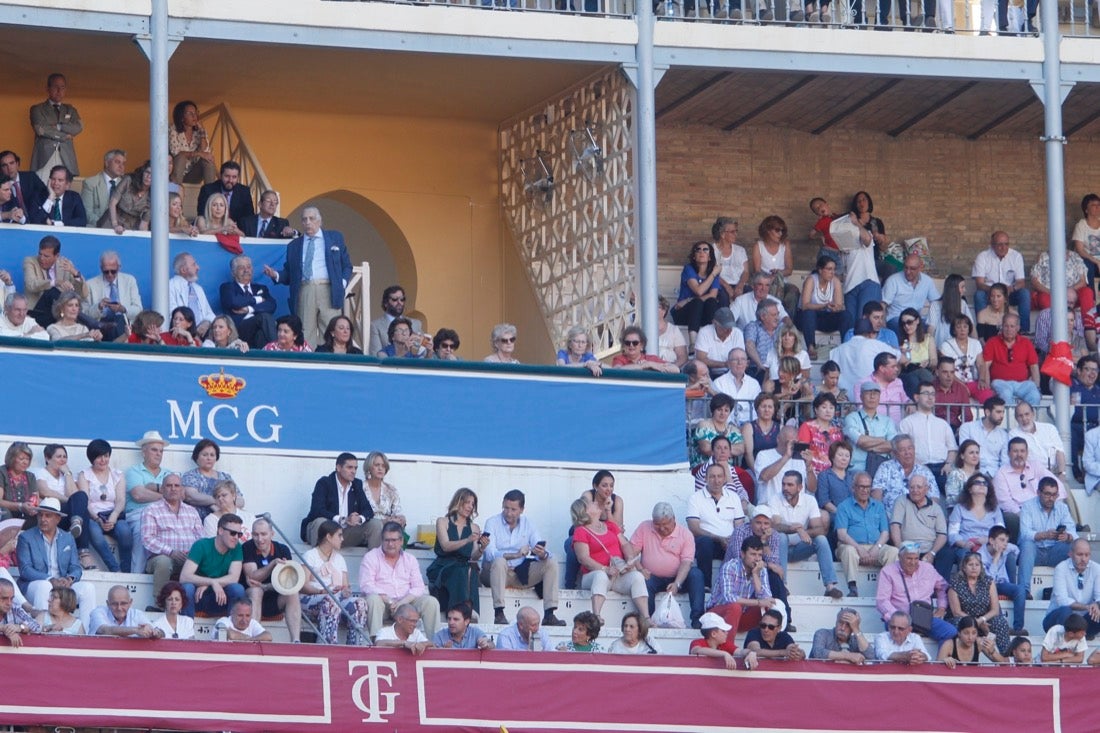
{"left": 950, "top": 570, "right": 1010, "bottom": 654}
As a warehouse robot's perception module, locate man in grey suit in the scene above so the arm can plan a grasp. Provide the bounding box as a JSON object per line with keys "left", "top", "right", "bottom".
{"left": 84, "top": 250, "right": 143, "bottom": 340}
{"left": 80, "top": 149, "right": 126, "bottom": 227}
{"left": 29, "top": 73, "right": 83, "bottom": 177}
{"left": 369, "top": 285, "right": 423, "bottom": 356}
{"left": 15, "top": 497, "right": 96, "bottom": 628}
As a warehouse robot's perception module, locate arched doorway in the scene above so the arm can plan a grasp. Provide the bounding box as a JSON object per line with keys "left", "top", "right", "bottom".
{"left": 287, "top": 191, "right": 419, "bottom": 325}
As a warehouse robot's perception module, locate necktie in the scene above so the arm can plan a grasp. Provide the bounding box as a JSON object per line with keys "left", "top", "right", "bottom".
{"left": 105, "top": 281, "right": 119, "bottom": 316}
{"left": 13, "top": 179, "right": 25, "bottom": 211}
{"left": 304, "top": 236, "right": 316, "bottom": 280}
{"left": 258, "top": 219, "right": 268, "bottom": 237}
{"left": 52, "top": 198, "right": 62, "bottom": 222}
{"left": 244, "top": 284, "right": 252, "bottom": 297}
{"left": 109, "top": 178, "right": 117, "bottom": 198}
{"left": 53, "top": 104, "right": 61, "bottom": 123}
{"left": 188, "top": 282, "right": 200, "bottom": 315}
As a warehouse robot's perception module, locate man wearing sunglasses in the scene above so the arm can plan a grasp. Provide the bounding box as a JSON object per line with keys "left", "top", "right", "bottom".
{"left": 83, "top": 250, "right": 142, "bottom": 341}
{"left": 993, "top": 438, "right": 1064, "bottom": 541}
{"left": 743, "top": 608, "right": 805, "bottom": 661}
{"left": 179, "top": 513, "right": 245, "bottom": 618}
{"left": 1018, "top": 477, "right": 1077, "bottom": 604}
{"left": 368, "top": 285, "right": 423, "bottom": 356}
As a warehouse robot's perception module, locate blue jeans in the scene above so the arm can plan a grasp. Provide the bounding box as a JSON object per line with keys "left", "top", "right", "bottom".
{"left": 974, "top": 287, "right": 1030, "bottom": 332}
{"left": 786, "top": 534, "right": 838, "bottom": 586}
{"left": 128, "top": 513, "right": 148, "bottom": 577}
{"left": 997, "top": 581, "right": 1028, "bottom": 631}
{"left": 693, "top": 535, "right": 727, "bottom": 589}
{"left": 86, "top": 514, "right": 134, "bottom": 573}
{"left": 844, "top": 279, "right": 882, "bottom": 332}
{"left": 992, "top": 379, "right": 1041, "bottom": 407}
{"left": 1043, "top": 606, "right": 1100, "bottom": 636}
{"left": 1018, "top": 540, "right": 1073, "bottom": 596}
{"left": 646, "top": 568, "right": 705, "bottom": 625}
{"left": 797, "top": 308, "right": 851, "bottom": 349}
{"left": 182, "top": 582, "right": 245, "bottom": 618}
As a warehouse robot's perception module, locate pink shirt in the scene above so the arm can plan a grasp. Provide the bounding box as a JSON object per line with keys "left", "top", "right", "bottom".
{"left": 358, "top": 547, "right": 427, "bottom": 598}
{"left": 630, "top": 521, "right": 695, "bottom": 578}
{"left": 875, "top": 560, "right": 949, "bottom": 622}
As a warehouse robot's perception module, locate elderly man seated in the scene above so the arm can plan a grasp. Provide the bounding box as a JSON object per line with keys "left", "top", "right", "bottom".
{"left": 771, "top": 471, "right": 844, "bottom": 599}
{"left": 211, "top": 599, "right": 273, "bottom": 641}
{"left": 875, "top": 542, "right": 956, "bottom": 643}
{"left": 496, "top": 605, "right": 552, "bottom": 651}
{"left": 432, "top": 601, "right": 493, "bottom": 649}
{"left": 359, "top": 521, "right": 440, "bottom": 640}
{"left": 874, "top": 611, "right": 929, "bottom": 665}
{"left": 980, "top": 313, "right": 1040, "bottom": 406}
{"left": 842, "top": 381, "right": 898, "bottom": 475}
{"left": 730, "top": 272, "right": 791, "bottom": 329}
{"left": 375, "top": 603, "right": 431, "bottom": 655}
{"left": 835, "top": 472, "right": 898, "bottom": 597}
{"left": 0, "top": 293, "right": 48, "bottom": 339}
{"left": 889, "top": 473, "right": 950, "bottom": 579}
{"left": 0, "top": 578, "right": 40, "bottom": 648}
{"left": 1042, "top": 538, "right": 1100, "bottom": 638}
{"left": 694, "top": 307, "right": 746, "bottom": 378}
{"left": 871, "top": 434, "right": 939, "bottom": 517}
{"left": 631, "top": 502, "right": 705, "bottom": 629}
{"left": 810, "top": 607, "right": 871, "bottom": 664}
{"left": 743, "top": 299, "right": 782, "bottom": 382}
{"left": 90, "top": 585, "right": 163, "bottom": 638}
{"left": 712, "top": 348, "right": 761, "bottom": 426}
{"left": 15, "top": 497, "right": 96, "bottom": 629}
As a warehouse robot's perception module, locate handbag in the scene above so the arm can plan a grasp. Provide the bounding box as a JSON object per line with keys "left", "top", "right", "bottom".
{"left": 651, "top": 592, "right": 685, "bottom": 629}
{"left": 858, "top": 411, "right": 889, "bottom": 477}
{"left": 900, "top": 566, "right": 934, "bottom": 636}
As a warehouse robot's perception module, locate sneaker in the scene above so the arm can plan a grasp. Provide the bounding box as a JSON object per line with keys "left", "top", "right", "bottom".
{"left": 69, "top": 516, "right": 83, "bottom": 540}
{"left": 1010, "top": 627, "right": 1030, "bottom": 636}
{"left": 786, "top": 623, "right": 797, "bottom": 633}
{"left": 691, "top": 620, "right": 703, "bottom": 629}
{"left": 847, "top": 587, "right": 859, "bottom": 597}
{"left": 494, "top": 609, "right": 508, "bottom": 625}
{"left": 825, "top": 586, "right": 844, "bottom": 600}
{"left": 924, "top": 15, "right": 936, "bottom": 26}
{"left": 543, "top": 612, "right": 567, "bottom": 627}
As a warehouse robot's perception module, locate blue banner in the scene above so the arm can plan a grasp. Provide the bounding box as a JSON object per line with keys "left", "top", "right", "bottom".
{"left": 1, "top": 224, "right": 294, "bottom": 316}
{"left": 0, "top": 343, "right": 687, "bottom": 469}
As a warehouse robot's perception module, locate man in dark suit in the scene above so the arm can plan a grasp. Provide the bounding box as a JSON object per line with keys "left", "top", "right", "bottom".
{"left": 195, "top": 161, "right": 255, "bottom": 223}
{"left": 15, "top": 497, "right": 97, "bottom": 628}
{"left": 28, "top": 165, "right": 87, "bottom": 227}
{"left": 263, "top": 206, "right": 352, "bottom": 347}
{"left": 220, "top": 255, "right": 277, "bottom": 348}
{"left": 238, "top": 189, "right": 295, "bottom": 239}
{"left": 300, "top": 453, "right": 379, "bottom": 548}
{"left": 0, "top": 150, "right": 48, "bottom": 217}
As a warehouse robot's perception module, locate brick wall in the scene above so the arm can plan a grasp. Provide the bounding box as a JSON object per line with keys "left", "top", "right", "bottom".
{"left": 657, "top": 123, "right": 1100, "bottom": 277}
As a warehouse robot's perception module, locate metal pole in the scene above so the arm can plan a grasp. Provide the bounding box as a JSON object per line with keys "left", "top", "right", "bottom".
{"left": 1039, "top": 2, "right": 1070, "bottom": 450}
{"left": 149, "top": 0, "right": 171, "bottom": 316}
{"left": 635, "top": 0, "right": 660, "bottom": 350}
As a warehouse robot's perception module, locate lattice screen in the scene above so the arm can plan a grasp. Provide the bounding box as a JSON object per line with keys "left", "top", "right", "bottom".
{"left": 499, "top": 66, "right": 636, "bottom": 358}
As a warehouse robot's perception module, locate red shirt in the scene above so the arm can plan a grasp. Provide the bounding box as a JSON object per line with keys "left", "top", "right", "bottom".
{"left": 612, "top": 353, "right": 666, "bottom": 367}
{"left": 983, "top": 334, "right": 1037, "bottom": 382}
{"left": 690, "top": 637, "right": 738, "bottom": 654}
{"left": 814, "top": 216, "right": 839, "bottom": 250}
{"left": 933, "top": 379, "right": 973, "bottom": 430}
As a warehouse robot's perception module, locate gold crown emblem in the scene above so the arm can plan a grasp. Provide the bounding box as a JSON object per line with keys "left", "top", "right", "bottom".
{"left": 199, "top": 368, "right": 246, "bottom": 399}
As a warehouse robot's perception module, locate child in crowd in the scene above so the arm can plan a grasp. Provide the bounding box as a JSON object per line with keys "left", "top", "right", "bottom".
{"left": 689, "top": 612, "right": 756, "bottom": 669}
{"left": 808, "top": 198, "right": 842, "bottom": 276}
{"left": 1041, "top": 613, "right": 1088, "bottom": 664}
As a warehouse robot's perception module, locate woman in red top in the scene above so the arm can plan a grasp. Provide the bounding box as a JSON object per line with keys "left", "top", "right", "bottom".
{"left": 797, "top": 393, "right": 843, "bottom": 476}
{"left": 161, "top": 307, "right": 201, "bottom": 347}
{"left": 570, "top": 497, "right": 648, "bottom": 624}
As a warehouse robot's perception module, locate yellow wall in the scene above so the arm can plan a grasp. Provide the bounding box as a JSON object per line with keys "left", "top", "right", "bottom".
{"left": 0, "top": 95, "right": 554, "bottom": 362}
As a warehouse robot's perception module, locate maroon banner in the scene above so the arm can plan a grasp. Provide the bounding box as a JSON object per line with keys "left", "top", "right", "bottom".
{"left": 2, "top": 636, "right": 1097, "bottom": 732}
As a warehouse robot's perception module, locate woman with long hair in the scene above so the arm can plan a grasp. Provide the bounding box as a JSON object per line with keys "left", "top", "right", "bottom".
{"left": 427, "top": 488, "right": 486, "bottom": 618}
{"left": 671, "top": 240, "right": 727, "bottom": 343}
{"left": 928, "top": 274, "right": 975, "bottom": 350}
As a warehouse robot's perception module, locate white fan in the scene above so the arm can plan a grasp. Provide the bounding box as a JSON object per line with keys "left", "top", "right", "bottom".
{"left": 521, "top": 151, "right": 554, "bottom": 209}
{"left": 569, "top": 120, "right": 604, "bottom": 183}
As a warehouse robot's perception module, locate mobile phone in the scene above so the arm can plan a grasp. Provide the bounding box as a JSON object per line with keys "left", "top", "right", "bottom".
{"left": 481, "top": 532, "right": 490, "bottom": 539}
{"left": 536, "top": 540, "right": 547, "bottom": 548}
{"left": 1056, "top": 524, "right": 1066, "bottom": 533}
{"left": 792, "top": 442, "right": 811, "bottom": 454}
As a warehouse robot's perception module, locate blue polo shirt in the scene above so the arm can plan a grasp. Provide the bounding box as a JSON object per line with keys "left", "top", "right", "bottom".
{"left": 835, "top": 496, "right": 889, "bottom": 545}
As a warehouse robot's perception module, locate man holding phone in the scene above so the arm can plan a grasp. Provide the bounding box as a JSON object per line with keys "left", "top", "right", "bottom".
{"left": 83, "top": 250, "right": 142, "bottom": 340}
{"left": 480, "top": 490, "right": 565, "bottom": 627}
{"left": 755, "top": 426, "right": 816, "bottom": 509}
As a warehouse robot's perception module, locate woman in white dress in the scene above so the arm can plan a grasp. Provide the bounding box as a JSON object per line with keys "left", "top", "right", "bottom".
{"left": 152, "top": 581, "right": 196, "bottom": 640}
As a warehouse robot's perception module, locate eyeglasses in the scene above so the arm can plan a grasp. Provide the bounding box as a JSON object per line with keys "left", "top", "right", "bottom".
{"left": 1007, "top": 347, "right": 1014, "bottom": 363}
{"left": 901, "top": 319, "right": 916, "bottom": 326}
{"left": 854, "top": 483, "right": 871, "bottom": 489}
{"left": 439, "top": 342, "right": 456, "bottom": 350}
{"left": 101, "top": 269, "right": 118, "bottom": 275}
{"left": 623, "top": 339, "right": 641, "bottom": 346}
{"left": 222, "top": 528, "right": 244, "bottom": 538}
{"left": 498, "top": 336, "right": 516, "bottom": 344}
{"left": 759, "top": 622, "right": 779, "bottom": 630}
{"left": 1020, "top": 475, "right": 1028, "bottom": 489}
{"left": 888, "top": 625, "right": 910, "bottom": 631}
{"left": 971, "top": 480, "right": 988, "bottom": 486}
{"left": 693, "top": 245, "right": 710, "bottom": 252}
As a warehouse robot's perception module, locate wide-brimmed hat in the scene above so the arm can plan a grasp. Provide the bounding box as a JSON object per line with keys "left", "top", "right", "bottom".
{"left": 271, "top": 560, "right": 308, "bottom": 596}
{"left": 37, "top": 497, "right": 67, "bottom": 517}
{"left": 136, "top": 430, "right": 170, "bottom": 448}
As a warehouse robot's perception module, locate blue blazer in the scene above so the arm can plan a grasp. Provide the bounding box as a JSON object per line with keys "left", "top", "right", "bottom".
{"left": 273, "top": 230, "right": 352, "bottom": 311}
{"left": 219, "top": 280, "right": 277, "bottom": 329}
{"left": 28, "top": 190, "right": 88, "bottom": 227}
{"left": 16, "top": 526, "right": 82, "bottom": 588}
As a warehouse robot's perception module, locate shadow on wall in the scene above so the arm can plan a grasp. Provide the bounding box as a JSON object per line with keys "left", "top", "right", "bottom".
{"left": 286, "top": 191, "right": 417, "bottom": 325}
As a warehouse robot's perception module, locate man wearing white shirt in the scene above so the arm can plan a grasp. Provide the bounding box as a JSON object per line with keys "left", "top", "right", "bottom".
{"left": 972, "top": 231, "right": 1029, "bottom": 331}
{"left": 831, "top": 318, "right": 900, "bottom": 395}
{"left": 480, "top": 490, "right": 565, "bottom": 627}
{"left": 1001, "top": 401, "right": 1065, "bottom": 477}
{"left": 211, "top": 599, "right": 272, "bottom": 641}
{"left": 168, "top": 252, "right": 216, "bottom": 339}
{"left": 694, "top": 307, "right": 746, "bottom": 377}
{"left": 898, "top": 381, "right": 957, "bottom": 495}
{"left": 958, "top": 396, "right": 1009, "bottom": 477}
{"left": 756, "top": 426, "right": 815, "bottom": 509}
{"left": 730, "top": 273, "right": 790, "bottom": 329}
{"left": 686, "top": 462, "right": 746, "bottom": 589}
{"left": 771, "top": 472, "right": 843, "bottom": 599}
{"left": 0, "top": 293, "right": 48, "bottom": 340}
{"left": 713, "top": 348, "right": 760, "bottom": 425}
{"left": 80, "top": 149, "right": 126, "bottom": 227}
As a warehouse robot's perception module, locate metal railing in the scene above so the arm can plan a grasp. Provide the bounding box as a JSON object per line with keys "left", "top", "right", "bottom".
{"left": 197, "top": 103, "right": 275, "bottom": 214}
{"left": 327, "top": 0, "right": 635, "bottom": 15}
